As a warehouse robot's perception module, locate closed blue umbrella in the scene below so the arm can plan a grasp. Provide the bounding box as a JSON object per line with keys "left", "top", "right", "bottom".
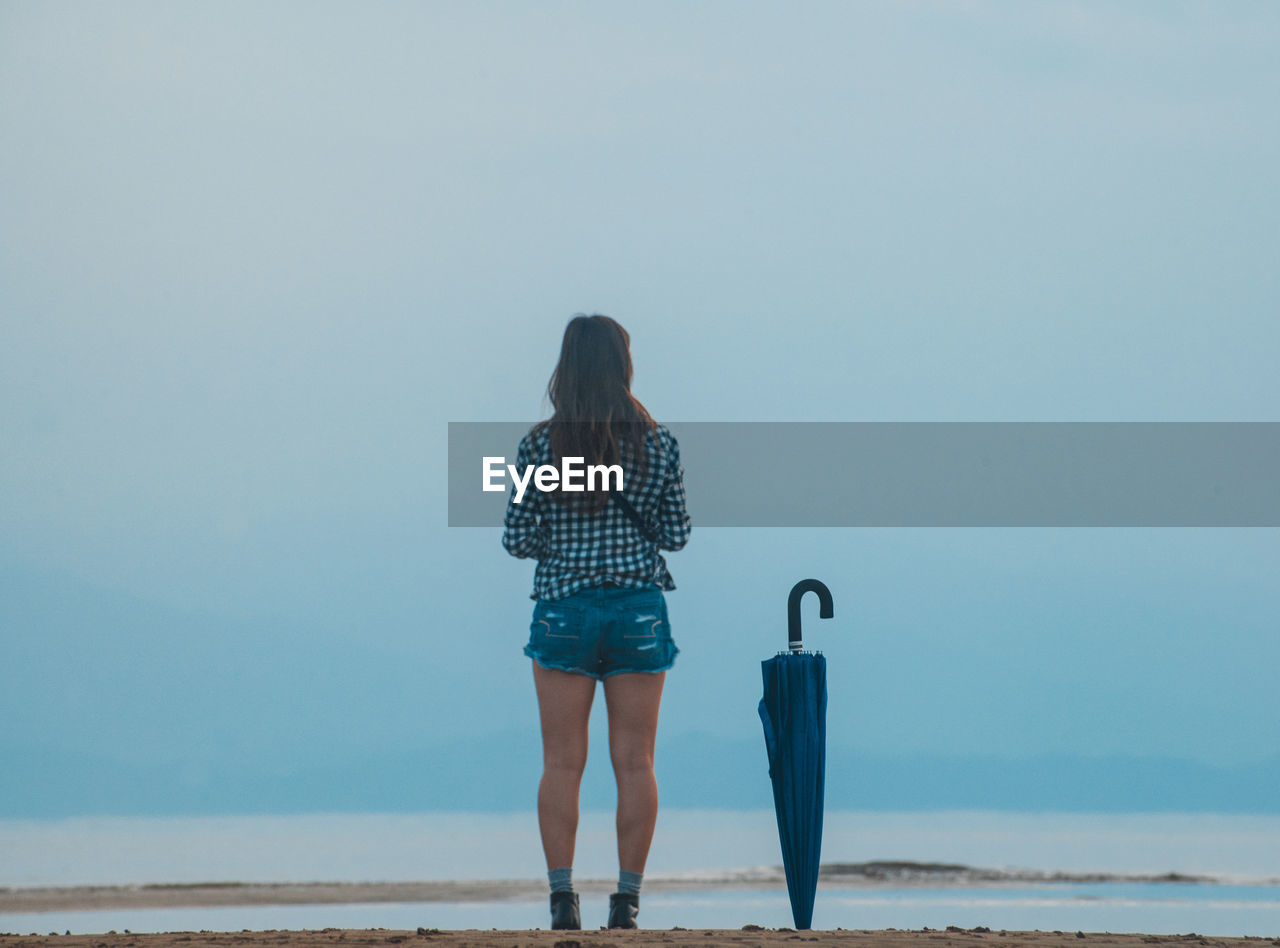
{"left": 759, "top": 578, "right": 834, "bottom": 930}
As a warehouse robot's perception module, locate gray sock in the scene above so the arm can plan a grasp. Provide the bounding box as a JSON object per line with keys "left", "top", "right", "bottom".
{"left": 548, "top": 866, "right": 573, "bottom": 894}
{"left": 618, "top": 869, "right": 643, "bottom": 896}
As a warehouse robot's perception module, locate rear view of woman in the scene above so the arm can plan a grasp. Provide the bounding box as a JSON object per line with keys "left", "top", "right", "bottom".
{"left": 502, "top": 314, "right": 691, "bottom": 930}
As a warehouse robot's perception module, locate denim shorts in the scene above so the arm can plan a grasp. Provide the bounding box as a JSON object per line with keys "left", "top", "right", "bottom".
{"left": 524, "top": 584, "right": 678, "bottom": 681}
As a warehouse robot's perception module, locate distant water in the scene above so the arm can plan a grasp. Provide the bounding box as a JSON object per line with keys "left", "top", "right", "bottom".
{"left": 3, "top": 810, "right": 1279, "bottom": 936}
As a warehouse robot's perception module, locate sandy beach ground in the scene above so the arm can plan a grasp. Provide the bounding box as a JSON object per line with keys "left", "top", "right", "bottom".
{"left": 2, "top": 927, "right": 1278, "bottom": 948}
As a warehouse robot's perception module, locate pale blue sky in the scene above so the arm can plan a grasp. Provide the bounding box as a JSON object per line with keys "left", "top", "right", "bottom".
{"left": 2, "top": 1, "right": 1277, "bottom": 815}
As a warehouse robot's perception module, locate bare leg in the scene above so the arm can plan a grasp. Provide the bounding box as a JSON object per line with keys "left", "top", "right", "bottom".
{"left": 603, "top": 671, "right": 666, "bottom": 873}
{"left": 532, "top": 662, "right": 597, "bottom": 870}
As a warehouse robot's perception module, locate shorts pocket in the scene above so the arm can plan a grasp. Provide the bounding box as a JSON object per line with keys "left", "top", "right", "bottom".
{"left": 621, "top": 599, "right": 667, "bottom": 640}
{"left": 532, "top": 601, "right": 583, "bottom": 640}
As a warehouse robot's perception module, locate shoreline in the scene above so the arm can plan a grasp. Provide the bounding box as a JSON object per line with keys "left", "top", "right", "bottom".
{"left": 6, "top": 871, "right": 1279, "bottom": 940}
{"left": 9, "top": 862, "right": 1280, "bottom": 915}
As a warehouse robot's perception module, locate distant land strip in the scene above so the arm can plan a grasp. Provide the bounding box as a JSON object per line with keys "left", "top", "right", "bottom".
{"left": 5, "top": 863, "right": 1280, "bottom": 913}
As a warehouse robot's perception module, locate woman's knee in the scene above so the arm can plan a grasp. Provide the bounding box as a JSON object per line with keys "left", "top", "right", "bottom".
{"left": 609, "top": 745, "right": 655, "bottom": 777}
{"left": 544, "top": 745, "right": 589, "bottom": 777}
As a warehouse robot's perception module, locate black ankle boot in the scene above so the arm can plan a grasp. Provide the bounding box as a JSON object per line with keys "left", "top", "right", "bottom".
{"left": 550, "top": 890, "right": 580, "bottom": 930}
{"left": 607, "top": 892, "right": 639, "bottom": 929}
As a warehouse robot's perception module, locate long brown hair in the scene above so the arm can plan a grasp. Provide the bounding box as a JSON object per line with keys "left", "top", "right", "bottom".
{"left": 542, "top": 314, "right": 655, "bottom": 509}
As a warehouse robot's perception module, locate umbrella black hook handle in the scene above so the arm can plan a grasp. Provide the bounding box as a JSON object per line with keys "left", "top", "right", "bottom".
{"left": 787, "top": 578, "right": 833, "bottom": 651}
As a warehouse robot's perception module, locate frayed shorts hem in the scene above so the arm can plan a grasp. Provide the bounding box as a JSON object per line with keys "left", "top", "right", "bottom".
{"left": 525, "top": 647, "right": 678, "bottom": 682}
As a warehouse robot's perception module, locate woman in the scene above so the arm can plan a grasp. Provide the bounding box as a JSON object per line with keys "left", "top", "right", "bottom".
{"left": 502, "top": 314, "right": 691, "bottom": 931}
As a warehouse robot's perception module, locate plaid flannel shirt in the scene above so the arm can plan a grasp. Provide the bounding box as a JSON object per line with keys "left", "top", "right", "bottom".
{"left": 502, "top": 422, "right": 691, "bottom": 601}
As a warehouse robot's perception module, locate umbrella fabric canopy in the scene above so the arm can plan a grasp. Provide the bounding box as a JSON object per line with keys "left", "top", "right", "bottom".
{"left": 758, "top": 579, "right": 833, "bottom": 931}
